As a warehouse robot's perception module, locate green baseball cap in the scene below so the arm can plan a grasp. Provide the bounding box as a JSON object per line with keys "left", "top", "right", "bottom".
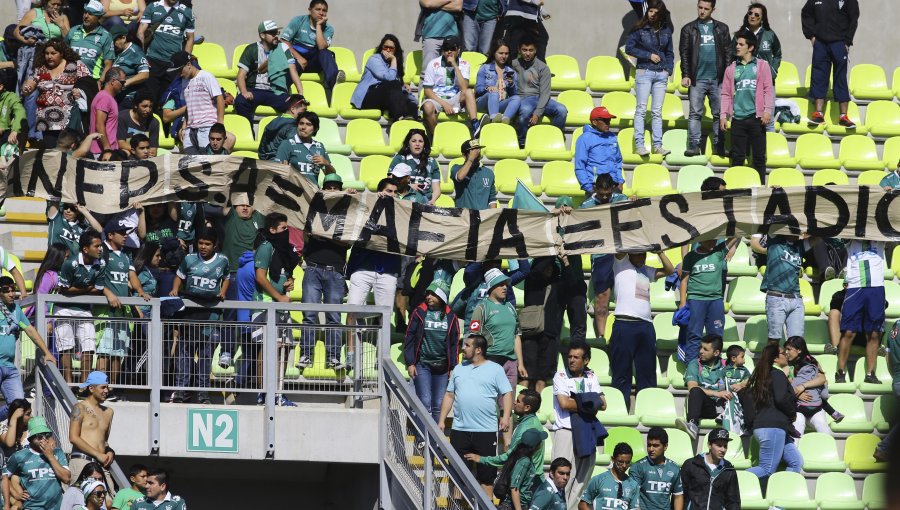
{"left": 322, "top": 173, "right": 343, "bottom": 186}
{"left": 27, "top": 416, "right": 52, "bottom": 438}
{"left": 426, "top": 280, "right": 451, "bottom": 303}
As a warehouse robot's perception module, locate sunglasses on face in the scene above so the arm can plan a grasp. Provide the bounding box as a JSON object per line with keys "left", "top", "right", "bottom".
{"left": 747, "top": 11, "right": 761, "bottom": 17}
{"left": 382, "top": 45, "right": 396, "bottom": 51}
{"left": 93, "top": 491, "right": 107, "bottom": 498}
{"left": 0, "top": 287, "right": 15, "bottom": 294}
{"left": 34, "top": 433, "right": 52, "bottom": 440}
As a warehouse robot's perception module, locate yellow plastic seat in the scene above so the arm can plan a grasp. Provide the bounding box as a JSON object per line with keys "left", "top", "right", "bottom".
{"left": 775, "top": 61, "right": 803, "bottom": 97}
{"left": 223, "top": 114, "right": 256, "bottom": 151}
{"left": 525, "top": 125, "right": 571, "bottom": 160}
{"left": 255, "top": 115, "right": 276, "bottom": 142}
{"left": 657, "top": 93, "right": 686, "bottom": 128}
{"left": 404, "top": 50, "right": 422, "bottom": 85}
{"left": 439, "top": 160, "right": 459, "bottom": 193}
{"left": 494, "top": 159, "right": 541, "bottom": 195}
{"left": 884, "top": 137, "right": 900, "bottom": 170}
{"left": 850, "top": 63, "right": 894, "bottom": 101}
{"left": 796, "top": 133, "right": 842, "bottom": 169}
{"left": 231, "top": 150, "right": 258, "bottom": 159}
{"left": 600, "top": 91, "right": 636, "bottom": 129}
{"left": 319, "top": 153, "right": 365, "bottom": 190}
{"left": 811, "top": 168, "right": 850, "bottom": 186}
{"left": 546, "top": 54, "right": 587, "bottom": 90}
{"left": 619, "top": 128, "right": 663, "bottom": 164}
{"left": 844, "top": 433, "right": 887, "bottom": 472}
{"left": 433, "top": 121, "right": 470, "bottom": 158}
{"left": 358, "top": 154, "right": 391, "bottom": 190}
{"left": 669, "top": 62, "right": 688, "bottom": 94}
{"left": 781, "top": 98, "right": 826, "bottom": 135}
{"left": 676, "top": 165, "right": 714, "bottom": 192}
{"left": 766, "top": 131, "right": 798, "bottom": 167}
{"left": 291, "top": 81, "right": 337, "bottom": 117}
{"left": 317, "top": 117, "right": 351, "bottom": 155}
{"left": 723, "top": 166, "right": 761, "bottom": 188}
{"left": 332, "top": 82, "right": 381, "bottom": 120}
{"left": 586, "top": 56, "right": 632, "bottom": 92}
{"left": 824, "top": 100, "right": 868, "bottom": 136}
{"left": 542, "top": 161, "right": 583, "bottom": 197}
{"left": 479, "top": 123, "right": 527, "bottom": 160}
{"left": 460, "top": 51, "right": 487, "bottom": 84}
{"left": 630, "top": 164, "right": 674, "bottom": 197}
{"left": 767, "top": 167, "right": 805, "bottom": 187}
{"left": 866, "top": 100, "right": 900, "bottom": 138}
{"left": 857, "top": 169, "right": 888, "bottom": 185}
{"left": 839, "top": 135, "right": 883, "bottom": 171}
{"left": 155, "top": 114, "right": 174, "bottom": 149}
{"left": 346, "top": 119, "right": 393, "bottom": 156}
{"left": 330, "top": 46, "right": 361, "bottom": 82}
{"left": 556, "top": 90, "right": 594, "bottom": 126}
{"left": 388, "top": 120, "right": 426, "bottom": 151}
{"left": 662, "top": 130, "right": 708, "bottom": 166}
{"left": 193, "top": 42, "right": 233, "bottom": 78}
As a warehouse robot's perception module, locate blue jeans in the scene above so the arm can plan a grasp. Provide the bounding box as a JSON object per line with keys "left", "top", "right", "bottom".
{"left": 23, "top": 91, "right": 40, "bottom": 141}
{"left": 412, "top": 362, "right": 449, "bottom": 423}
{"left": 295, "top": 47, "right": 340, "bottom": 88}
{"left": 300, "top": 266, "right": 344, "bottom": 360}
{"left": 748, "top": 427, "right": 803, "bottom": 479}
{"left": 0, "top": 366, "right": 23, "bottom": 422}
{"left": 634, "top": 69, "right": 667, "bottom": 148}
{"left": 687, "top": 79, "right": 721, "bottom": 148}
{"left": 476, "top": 93, "right": 520, "bottom": 119}
{"left": 516, "top": 96, "right": 568, "bottom": 144}
{"left": 765, "top": 295, "right": 805, "bottom": 340}
{"left": 461, "top": 12, "right": 497, "bottom": 55}
{"left": 685, "top": 298, "right": 725, "bottom": 364}
{"left": 234, "top": 88, "right": 290, "bottom": 121}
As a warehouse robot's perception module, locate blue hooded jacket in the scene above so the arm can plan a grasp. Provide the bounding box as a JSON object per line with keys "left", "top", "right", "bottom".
{"left": 574, "top": 124, "right": 624, "bottom": 191}
{"left": 235, "top": 250, "right": 257, "bottom": 322}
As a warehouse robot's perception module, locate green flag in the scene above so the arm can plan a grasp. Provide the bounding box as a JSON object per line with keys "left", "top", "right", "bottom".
{"left": 511, "top": 179, "right": 549, "bottom": 212}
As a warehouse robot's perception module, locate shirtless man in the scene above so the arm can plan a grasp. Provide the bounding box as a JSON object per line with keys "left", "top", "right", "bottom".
{"left": 68, "top": 371, "right": 116, "bottom": 493}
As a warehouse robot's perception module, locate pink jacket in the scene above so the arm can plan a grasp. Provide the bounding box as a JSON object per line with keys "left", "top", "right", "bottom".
{"left": 720, "top": 58, "right": 775, "bottom": 121}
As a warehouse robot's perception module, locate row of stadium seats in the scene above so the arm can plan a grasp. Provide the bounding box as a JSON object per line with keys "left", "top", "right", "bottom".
{"left": 193, "top": 42, "right": 900, "bottom": 102}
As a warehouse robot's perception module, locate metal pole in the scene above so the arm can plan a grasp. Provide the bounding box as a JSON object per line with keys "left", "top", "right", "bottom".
{"left": 148, "top": 299, "right": 162, "bottom": 456}
{"left": 264, "top": 304, "right": 278, "bottom": 459}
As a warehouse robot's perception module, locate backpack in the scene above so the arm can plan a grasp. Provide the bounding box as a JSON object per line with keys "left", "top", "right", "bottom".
{"left": 492, "top": 451, "right": 529, "bottom": 501}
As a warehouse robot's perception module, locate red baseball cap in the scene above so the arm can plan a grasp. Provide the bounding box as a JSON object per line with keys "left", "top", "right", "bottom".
{"left": 590, "top": 106, "right": 616, "bottom": 120}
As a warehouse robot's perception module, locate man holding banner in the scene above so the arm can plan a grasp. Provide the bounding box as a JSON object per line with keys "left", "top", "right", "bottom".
{"left": 452, "top": 139, "right": 497, "bottom": 209}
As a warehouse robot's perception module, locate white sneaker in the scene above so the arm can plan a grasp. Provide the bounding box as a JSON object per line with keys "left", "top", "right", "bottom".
{"left": 653, "top": 146, "right": 671, "bottom": 156}
{"left": 635, "top": 146, "right": 650, "bottom": 157}
{"left": 218, "top": 352, "right": 232, "bottom": 369}
{"left": 295, "top": 355, "right": 311, "bottom": 369}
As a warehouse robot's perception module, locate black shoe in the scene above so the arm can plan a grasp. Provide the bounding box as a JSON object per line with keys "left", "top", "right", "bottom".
{"left": 835, "top": 370, "right": 846, "bottom": 383}
{"left": 715, "top": 146, "right": 728, "bottom": 159}
{"left": 864, "top": 372, "right": 882, "bottom": 385}
{"left": 684, "top": 144, "right": 701, "bottom": 157}
{"left": 469, "top": 118, "right": 480, "bottom": 137}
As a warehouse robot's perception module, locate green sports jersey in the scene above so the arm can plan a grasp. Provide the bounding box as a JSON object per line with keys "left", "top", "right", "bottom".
{"left": 223, "top": 209, "right": 264, "bottom": 272}
{"left": 65, "top": 24, "right": 114, "bottom": 79}
{"left": 505, "top": 457, "right": 537, "bottom": 507}
{"left": 114, "top": 42, "right": 149, "bottom": 100}
{"left": 628, "top": 457, "right": 683, "bottom": 510}
{"left": 732, "top": 59, "right": 759, "bottom": 120}
{"left": 420, "top": 308, "right": 451, "bottom": 364}
{"left": 237, "top": 42, "right": 294, "bottom": 94}
{"left": 274, "top": 134, "right": 331, "bottom": 184}
{"left": 58, "top": 253, "right": 103, "bottom": 311}
{"left": 99, "top": 244, "right": 133, "bottom": 297}
{"left": 258, "top": 115, "right": 296, "bottom": 160}
{"left": 475, "top": 0, "right": 501, "bottom": 22}
{"left": 880, "top": 170, "right": 900, "bottom": 190}
{"left": 0, "top": 303, "right": 29, "bottom": 368}
{"left": 402, "top": 188, "right": 430, "bottom": 204}
{"left": 761, "top": 235, "right": 803, "bottom": 295}
{"left": 452, "top": 163, "right": 497, "bottom": 209}
{"left": 47, "top": 208, "right": 86, "bottom": 255}
{"left": 111, "top": 487, "right": 144, "bottom": 510}
{"left": 140, "top": 1, "right": 195, "bottom": 62}
{"left": 389, "top": 154, "right": 441, "bottom": 196}
{"left": 137, "top": 267, "right": 157, "bottom": 297}
{"left": 684, "top": 357, "right": 726, "bottom": 390}
{"left": 470, "top": 298, "right": 519, "bottom": 360}
{"left": 177, "top": 252, "right": 228, "bottom": 298}
{"left": 281, "top": 15, "right": 334, "bottom": 49}
{"left": 723, "top": 363, "right": 750, "bottom": 386}
{"left": 175, "top": 202, "right": 198, "bottom": 241}
{"left": 421, "top": 9, "right": 458, "bottom": 39}
{"left": 479, "top": 413, "right": 545, "bottom": 476}
{"left": 3, "top": 446, "right": 68, "bottom": 510}
{"left": 581, "top": 471, "right": 640, "bottom": 510}
{"left": 682, "top": 242, "right": 729, "bottom": 300}
{"left": 695, "top": 21, "right": 717, "bottom": 81}
{"left": 133, "top": 493, "right": 186, "bottom": 510}
{"left": 529, "top": 477, "right": 567, "bottom": 510}
{"left": 254, "top": 240, "right": 287, "bottom": 300}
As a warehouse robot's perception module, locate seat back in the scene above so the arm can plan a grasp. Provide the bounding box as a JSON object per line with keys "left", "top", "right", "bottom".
{"left": 479, "top": 123, "right": 521, "bottom": 151}
{"left": 585, "top": 55, "right": 629, "bottom": 89}
{"left": 796, "top": 133, "right": 835, "bottom": 159}
{"left": 317, "top": 117, "right": 345, "bottom": 149}
{"left": 798, "top": 432, "right": 841, "bottom": 463}
{"left": 345, "top": 118, "right": 387, "bottom": 147}
{"left": 857, "top": 169, "right": 889, "bottom": 185}
{"left": 604, "top": 427, "right": 646, "bottom": 461}
{"left": 192, "top": 42, "right": 230, "bottom": 77}
{"left": 767, "top": 167, "right": 805, "bottom": 187}
{"left": 330, "top": 46, "right": 360, "bottom": 81}
{"left": 358, "top": 154, "right": 392, "bottom": 190}
{"left": 766, "top": 131, "right": 794, "bottom": 159}
{"left": 839, "top": 134, "right": 879, "bottom": 161}
{"left": 494, "top": 159, "right": 534, "bottom": 194}
{"left": 850, "top": 63, "right": 889, "bottom": 91}
{"left": 814, "top": 472, "right": 860, "bottom": 503}
{"left": 433, "top": 121, "right": 471, "bottom": 158}
{"left": 676, "top": 164, "right": 714, "bottom": 192}
{"left": 525, "top": 125, "right": 567, "bottom": 152}
{"left": 630, "top": 164, "right": 672, "bottom": 196}
{"left": 546, "top": 54, "right": 584, "bottom": 82}
{"left": 389, "top": 120, "right": 426, "bottom": 150}
{"left": 633, "top": 388, "right": 676, "bottom": 416}
{"left": 811, "top": 168, "right": 850, "bottom": 186}
{"left": 766, "top": 471, "right": 811, "bottom": 501}
{"left": 723, "top": 166, "right": 762, "bottom": 188}
{"left": 600, "top": 91, "right": 636, "bottom": 126}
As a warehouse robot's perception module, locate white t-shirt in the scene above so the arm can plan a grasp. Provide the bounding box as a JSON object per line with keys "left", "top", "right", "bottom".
{"left": 551, "top": 369, "right": 602, "bottom": 431}
{"left": 0, "top": 246, "right": 17, "bottom": 273}
{"left": 844, "top": 240, "right": 885, "bottom": 288}
{"left": 184, "top": 69, "right": 222, "bottom": 129}
{"left": 421, "top": 56, "right": 470, "bottom": 99}
{"left": 612, "top": 257, "right": 657, "bottom": 322}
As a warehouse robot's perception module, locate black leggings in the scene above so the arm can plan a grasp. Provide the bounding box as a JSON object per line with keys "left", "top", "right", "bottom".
{"left": 361, "top": 81, "right": 417, "bottom": 121}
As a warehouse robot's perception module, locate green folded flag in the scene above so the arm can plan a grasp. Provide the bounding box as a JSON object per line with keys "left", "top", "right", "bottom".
{"left": 512, "top": 179, "right": 548, "bottom": 212}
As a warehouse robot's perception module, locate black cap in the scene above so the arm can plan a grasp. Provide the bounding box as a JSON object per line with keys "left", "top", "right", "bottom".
{"left": 460, "top": 138, "right": 484, "bottom": 154}
{"left": 167, "top": 51, "right": 191, "bottom": 72}
{"left": 708, "top": 428, "right": 733, "bottom": 443}
{"left": 441, "top": 36, "right": 462, "bottom": 51}
{"left": 108, "top": 24, "right": 128, "bottom": 40}
{"left": 103, "top": 220, "right": 130, "bottom": 235}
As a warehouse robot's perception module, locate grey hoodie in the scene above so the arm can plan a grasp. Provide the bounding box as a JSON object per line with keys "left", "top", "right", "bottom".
{"left": 792, "top": 362, "right": 827, "bottom": 409}
{"left": 511, "top": 57, "right": 551, "bottom": 118}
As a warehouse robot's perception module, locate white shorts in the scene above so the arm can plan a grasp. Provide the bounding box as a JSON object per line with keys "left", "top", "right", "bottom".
{"left": 182, "top": 126, "right": 211, "bottom": 152}
{"left": 54, "top": 308, "right": 96, "bottom": 352}
{"left": 421, "top": 93, "right": 463, "bottom": 114}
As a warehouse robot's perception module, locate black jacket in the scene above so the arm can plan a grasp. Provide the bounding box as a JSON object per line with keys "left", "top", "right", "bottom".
{"left": 751, "top": 368, "right": 797, "bottom": 433}
{"left": 680, "top": 455, "right": 741, "bottom": 510}
{"left": 801, "top": 0, "right": 859, "bottom": 45}
{"left": 679, "top": 18, "right": 731, "bottom": 83}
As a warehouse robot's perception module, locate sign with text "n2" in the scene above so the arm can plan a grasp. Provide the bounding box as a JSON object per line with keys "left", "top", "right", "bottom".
{"left": 187, "top": 409, "right": 239, "bottom": 453}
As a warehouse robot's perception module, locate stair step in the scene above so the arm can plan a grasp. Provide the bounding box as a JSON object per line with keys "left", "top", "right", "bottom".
{"left": 2, "top": 212, "right": 47, "bottom": 224}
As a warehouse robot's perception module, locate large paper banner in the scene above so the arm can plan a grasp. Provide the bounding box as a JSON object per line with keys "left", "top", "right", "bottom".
{"left": 5, "top": 151, "right": 900, "bottom": 261}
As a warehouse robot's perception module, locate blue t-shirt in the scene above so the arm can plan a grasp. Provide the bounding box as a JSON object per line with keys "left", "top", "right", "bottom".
{"left": 447, "top": 360, "right": 512, "bottom": 432}
{"left": 0, "top": 303, "right": 28, "bottom": 368}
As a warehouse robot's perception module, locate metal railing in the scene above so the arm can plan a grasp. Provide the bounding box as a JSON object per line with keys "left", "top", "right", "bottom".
{"left": 380, "top": 361, "right": 495, "bottom": 510}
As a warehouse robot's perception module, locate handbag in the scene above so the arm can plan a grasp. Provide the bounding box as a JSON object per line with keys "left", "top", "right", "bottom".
{"left": 519, "top": 287, "right": 550, "bottom": 336}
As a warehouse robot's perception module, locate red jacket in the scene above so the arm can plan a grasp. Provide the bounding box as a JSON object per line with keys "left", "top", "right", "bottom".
{"left": 720, "top": 57, "right": 775, "bottom": 121}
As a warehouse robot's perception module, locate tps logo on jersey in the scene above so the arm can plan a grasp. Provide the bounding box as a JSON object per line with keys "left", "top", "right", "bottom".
{"left": 73, "top": 47, "right": 99, "bottom": 59}
{"left": 469, "top": 320, "right": 481, "bottom": 331}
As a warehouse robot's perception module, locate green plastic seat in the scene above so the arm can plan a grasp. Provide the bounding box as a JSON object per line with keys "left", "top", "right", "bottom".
{"left": 634, "top": 388, "right": 678, "bottom": 427}
{"left": 797, "top": 133, "right": 843, "bottom": 170}
{"left": 656, "top": 93, "right": 687, "bottom": 129}
{"left": 494, "top": 159, "right": 541, "bottom": 195}
{"left": 767, "top": 471, "right": 818, "bottom": 510}
{"left": 865, "top": 100, "right": 900, "bottom": 138}
{"left": 872, "top": 395, "right": 896, "bottom": 433}
{"left": 332, "top": 82, "right": 381, "bottom": 120}
{"left": 767, "top": 167, "right": 806, "bottom": 187}
{"left": 155, "top": 114, "right": 175, "bottom": 149}
{"left": 653, "top": 312, "right": 679, "bottom": 352}
{"left": 649, "top": 278, "right": 678, "bottom": 312}
{"left": 327, "top": 154, "right": 365, "bottom": 190}
{"left": 727, "top": 242, "right": 758, "bottom": 277}
{"left": 799, "top": 432, "right": 848, "bottom": 471}
{"left": 317, "top": 117, "right": 351, "bottom": 155}
{"left": 662, "top": 428, "right": 694, "bottom": 465}
{"left": 404, "top": 50, "right": 422, "bottom": 85}
{"left": 844, "top": 433, "right": 887, "bottom": 473}
{"left": 816, "top": 472, "right": 865, "bottom": 510}
{"left": 849, "top": 63, "right": 894, "bottom": 101}
{"left": 358, "top": 155, "right": 391, "bottom": 190}
{"left": 331, "top": 46, "right": 361, "bottom": 82}
{"left": 857, "top": 169, "right": 888, "bottom": 185}
{"left": 766, "top": 131, "right": 799, "bottom": 168}
{"left": 840, "top": 135, "right": 883, "bottom": 171}
{"left": 775, "top": 61, "right": 803, "bottom": 97}
{"left": 229, "top": 43, "right": 248, "bottom": 79}
{"left": 556, "top": 90, "right": 594, "bottom": 126}
{"left": 629, "top": 163, "right": 674, "bottom": 197}
{"left": 736, "top": 471, "right": 770, "bottom": 510}
{"left": 781, "top": 98, "right": 827, "bottom": 135}
{"left": 542, "top": 161, "right": 584, "bottom": 197}
{"left": 480, "top": 123, "right": 528, "bottom": 160}
{"left": 537, "top": 386, "right": 555, "bottom": 424}
{"left": 818, "top": 278, "right": 845, "bottom": 311}
{"left": 223, "top": 114, "right": 256, "bottom": 151}
{"left": 855, "top": 356, "right": 893, "bottom": 394}
{"left": 346, "top": 119, "right": 393, "bottom": 156}
{"left": 723, "top": 166, "right": 761, "bottom": 188}
{"left": 726, "top": 276, "right": 766, "bottom": 315}
{"left": 291, "top": 81, "right": 337, "bottom": 117}
{"left": 798, "top": 279, "right": 821, "bottom": 315}
{"left": 676, "top": 165, "right": 714, "bottom": 192}
{"left": 812, "top": 168, "right": 851, "bottom": 185}
{"left": 432, "top": 121, "right": 470, "bottom": 159}
{"left": 526, "top": 125, "right": 571, "bottom": 161}
{"left": 194, "top": 42, "right": 233, "bottom": 78}
{"left": 216, "top": 78, "right": 237, "bottom": 114}
{"left": 817, "top": 354, "right": 860, "bottom": 393}
{"left": 619, "top": 128, "right": 663, "bottom": 164}
{"left": 600, "top": 91, "right": 637, "bottom": 129}
{"left": 666, "top": 356, "right": 686, "bottom": 389}
{"left": 863, "top": 473, "right": 886, "bottom": 510}
{"left": 590, "top": 348, "right": 612, "bottom": 385}
{"left": 886, "top": 281, "right": 900, "bottom": 317}
{"left": 723, "top": 315, "right": 743, "bottom": 350}
{"left": 827, "top": 393, "right": 874, "bottom": 433}
{"left": 662, "top": 130, "right": 708, "bottom": 166}
{"left": 586, "top": 56, "right": 632, "bottom": 92}
{"left": 597, "top": 386, "right": 640, "bottom": 427}
{"left": 546, "top": 54, "right": 587, "bottom": 90}
{"left": 669, "top": 61, "right": 688, "bottom": 94}
{"left": 597, "top": 427, "right": 645, "bottom": 465}
{"left": 825, "top": 100, "right": 868, "bottom": 136}
{"left": 388, "top": 120, "right": 426, "bottom": 151}
{"left": 743, "top": 315, "right": 769, "bottom": 352}
{"left": 802, "top": 316, "right": 831, "bottom": 354}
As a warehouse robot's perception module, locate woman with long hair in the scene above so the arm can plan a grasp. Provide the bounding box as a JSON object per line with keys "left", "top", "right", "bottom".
{"left": 474, "top": 39, "right": 519, "bottom": 126}
{"left": 734, "top": 3, "right": 782, "bottom": 80}
{"left": 784, "top": 336, "right": 831, "bottom": 434}
{"left": 60, "top": 461, "right": 108, "bottom": 510}
{"left": 34, "top": 243, "right": 68, "bottom": 299}
{"left": 19, "top": 38, "right": 91, "bottom": 148}
{"left": 0, "top": 399, "right": 31, "bottom": 510}
{"left": 389, "top": 128, "right": 441, "bottom": 204}
{"left": 625, "top": 0, "right": 673, "bottom": 157}
{"left": 350, "top": 34, "right": 418, "bottom": 122}
{"left": 746, "top": 344, "right": 803, "bottom": 479}
{"left": 15, "top": 0, "right": 70, "bottom": 42}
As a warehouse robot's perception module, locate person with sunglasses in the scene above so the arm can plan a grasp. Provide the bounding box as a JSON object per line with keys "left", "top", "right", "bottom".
{"left": 2, "top": 417, "right": 71, "bottom": 510}
{"left": 79, "top": 478, "right": 107, "bottom": 510}
{"left": 60, "top": 462, "right": 108, "bottom": 510}
{"left": 234, "top": 20, "right": 304, "bottom": 122}
{"left": 351, "top": 34, "right": 418, "bottom": 122}
{"left": 89, "top": 66, "right": 127, "bottom": 157}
